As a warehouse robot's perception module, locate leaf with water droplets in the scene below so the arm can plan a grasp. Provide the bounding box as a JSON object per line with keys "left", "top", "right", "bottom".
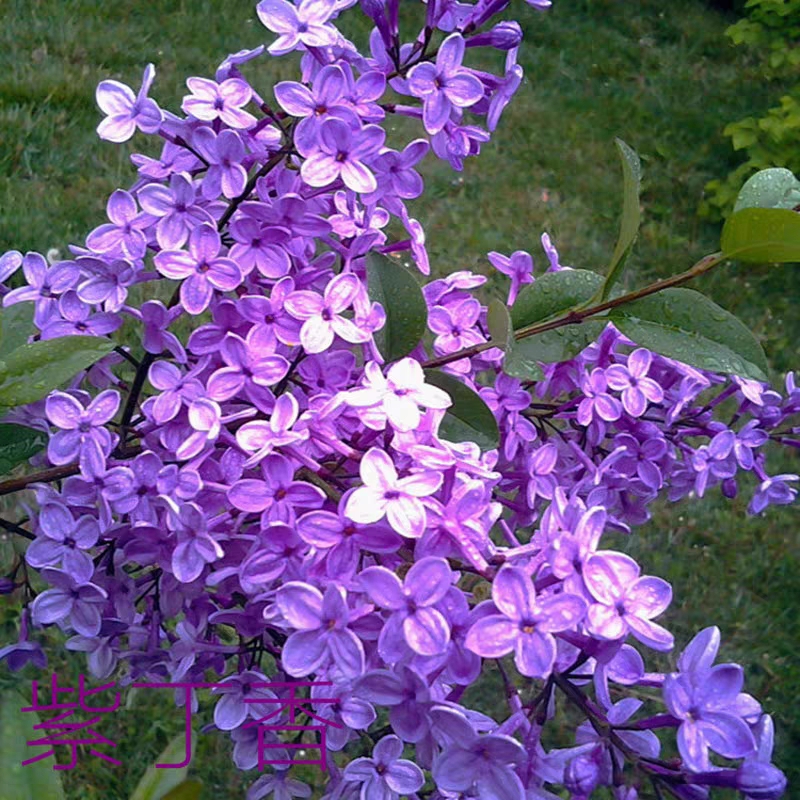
{"left": 733, "top": 168, "right": 800, "bottom": 212}
{"left": 0, "top": 424, "right": 48, "bottom": 476}
{"left": 366, "top": 252, "right": 428, "bottom": 362}
{"left": 610, "top": 288, "right": 768, "bottom": 380}
{"left": 511, "top": 270, "right": 603, "bottom": 330}
{"left": 721, "top": 207, "right": 800, "bottom": 264}
{"left": 0, "top": 336, "right": 115, "bottom": 407}
{"left": 0, "top": 303, "right": 35, "bottom": 358}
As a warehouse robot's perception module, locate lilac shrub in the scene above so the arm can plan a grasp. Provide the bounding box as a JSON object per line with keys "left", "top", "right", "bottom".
{"left": 0, "top": 0, "right": 797, "bottom": 797}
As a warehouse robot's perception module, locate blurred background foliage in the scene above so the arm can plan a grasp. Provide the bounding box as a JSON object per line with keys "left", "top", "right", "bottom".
{"left": 0, "top": 0, "right": 798, "bottom": 797}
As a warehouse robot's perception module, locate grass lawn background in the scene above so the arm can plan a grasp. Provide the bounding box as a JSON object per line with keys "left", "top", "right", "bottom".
{"left": 1, "top": 0, "right": 798, "bottom": 797}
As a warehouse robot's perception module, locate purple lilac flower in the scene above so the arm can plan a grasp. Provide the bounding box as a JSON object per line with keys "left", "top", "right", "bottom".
{"left": 154, "top": 222, "right": 242, "bottom": 315}
{"left": 428, "top": 297, "right": 484, "bottom": 354}
{"left": 140, "top": 300, "right": 187, "bottom": 361}
{"left": 96, "top": 63, "right": 162, "bottom": 142}
{"left": 192, "top": 127, "right": 249, "bottom": 199}
{"left": 407, "top": 33, "right": 484, "bottom": 134}
{"left": 3, "top": 252, "right": 80, "bottom": 327}
{"left": 465, "top": 565, "right": 587, "bottom": 678}
{"left": 236, "top": 393, "right": 309, "bottom": 467}
{"left": 228, "top": 217, "right": 292, "bottom": 278}
{"left": 86, "top": 189, "right": 149, "bottom": 258}
{"left": 247, "top": 769, "right": 312, "bottom": 800}
{"left": 0, "top": 250, "right": 22, "bottom": 284}
{"left": 257, "top": 0, "right": 339, "bottom": 56}
{"left": 664, "top": 627, "right": 758, "bottom": 772}
{"left": 31, "top": 568, "right": 107, "bottom": 637}
{"left": 77, "top": 256, "right": 136, "bottom": 312}
{"left": 168, "top": 501, "right": 225, "bottom": 583}
{"left": 359, "top": 556, "right": 453, "bottom": 657}
{"left": 344, "top": 447, "right": 442, "bottom": 538}
{"left": 363, "top": 139, "right": 429, "bottom": 204}
{"left": 182, "top": 77, "right": 257, "bottom": 128}
{"left": 0, "top": 611, "right": 47, "bottom": 672}
{"left": 487, "top": 250, "right": 534, "bottom": 306}
{"left": 277, "top": 582, "right": 365, "bottom": 678}
{"left": 237, "top": 281, "right": 302, "bottom": 347}
{"left": 748, "top": 473, "right": 798, "bottom": 514}
{"left": 343, "top": 734, "right": 424, "bottom": 799}
{"left": 577, "top": 368, "right": 623, "bottom": 426}
{"left": 40, "top": 290, "right": 121, "bottom": 339}
{"left": 605, "top": 349, "right": 664, "bottom": 417}
{"left": 45, "top": 389, "right": 119, "bottom": 472}
{"left": 299, "top": 117, "right": 385, "bottom": 193}
{"left": 583, "top": 551, "right": 674, "bottom": 651}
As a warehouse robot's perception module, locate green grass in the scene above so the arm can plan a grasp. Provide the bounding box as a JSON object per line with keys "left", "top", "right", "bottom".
{"left": 1, "top": 0, "right": 799, "bottom": 798}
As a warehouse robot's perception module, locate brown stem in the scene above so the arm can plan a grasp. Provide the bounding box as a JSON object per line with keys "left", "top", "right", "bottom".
{"left": 422, "top": 252, "right": 725, "bottom": 371}
{"left": 0, "top": 463, "right": 80, "bottom": 497}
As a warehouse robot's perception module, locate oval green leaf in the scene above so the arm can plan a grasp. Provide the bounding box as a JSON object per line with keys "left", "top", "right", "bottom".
{"left": 129, "top": 730, "right": 195, "bottom": 800}
{"left": 0, "top": 336, "right": 115, "bottom": 407}
{"left": 0, "top": 303, "right": 36, "bottom": 358}
{"left": 366, "top": 252, "right": 428, "bottom": 362}
{"left": 0, "top": 424, "right": 48, "bottom": 476}
{"left": 0, "top": 689, "right": 66, "bottom": 800}
{"left": 600, "top": 138, "right": 642, "bottom": 301}
{"left": 733, "top": 167, "right": 800, "bottom": 212}
{"left": 487, "top": 298, "right": 513, "bottom": 353}
{"left": 424, "top": 369, "right": 499, "bottom": 450}
{"left": 609, "top": 288, "right": 768, "bottom": 381}
{"left": 721, "top": 207, "right": 800, "bottom": 264}
{"left": 507, "top": 320, "right": 607, "bottom": 377}
{"left": 511, "top": 270, "right": 603, "bottom": 330}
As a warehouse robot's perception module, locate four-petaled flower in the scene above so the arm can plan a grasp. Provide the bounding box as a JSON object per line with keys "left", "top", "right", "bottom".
{"left": 343, "top": 734, "right": 424, "bottom": 800}
{"left": 96, "top": 63, "right": 162, "bottom": 142}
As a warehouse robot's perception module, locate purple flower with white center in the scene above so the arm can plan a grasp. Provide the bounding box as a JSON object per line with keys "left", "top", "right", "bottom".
{"left": 96, "top": 63, "right": 162, "bottom": 142}
{"left": 344, "top": 448, "right": 443, "bottom": 538}
{"left": 577, "top": 368, "right": 622, "bottom": 426}
{"left": 465, "top": 565, "right": 587, "bottom": 678}
{"left": 359, "top": 556, "right": 452, "bottom": 658}
{"left": 407, "top": 33, "right": 484, "bottom": 134}
{"left": 76, "top": 256, "right": 136, "bottom": 312}
{"left": 428, "top": 298, "right": 484, "bottom": 354}
{"left": 45, "top": 389, "right": 119, "bottom": 472}
{"left": 277, "top": 582, "right": 365, "bottom": 678}
{"left": 40, "top": 290, "right": 121, "bottom": 339}
{"left": 284, "top": 272, "right": 369, "bottom": 353}
{"left": 300, "top": 117, "right": 385, "bottom": 194}
{"left": 192, "top": 127, "right": 248, "bottom": 199}
{"left": 257, "top": 0, "right": 339, "bottom": 56}
{"left": 168, "top": 501, "right": 224, "bottom": 583}
{"left": 430, "top": 706, "right": 525, "bottom": 800}
{"left": 140, "top": 300, "right": 187, "bottom": 362}
{"left": 343, "top": 734, "right": 424, "bottom": 799}
{"left": 341, "top": 359, "right": 451, "bottom": 432}
{"left": 228, "top": 217, "right": 292, "bottom": 278}
{"left": 487, "top": 250, "right": 534, "bottom": 306}
{"left": 664, "top": 626, "right": 758, "bottom": 772}
{"left": 182, "top": 76, "right": 257, "bottom": 128}
{"left": 605, "top": 349, "right": 664, "bottom": 417}
{"left": 236, "top": 393, "right": 308, "bottom": 467}
{"left": 297, "top": 501, "right": 401, "bottom": 579}
{"left": 3, "top": 252, "right": 80, "bottom": 326}
{"left": 25, "top": 502, "right": 99, "bottom": 583}
{"left": 274, "top": 64, "right": 354, "bottom": 152}
{"left": 31, "top": 568, "right": 107, "bottom": 637}
{"left": 748, "top": 473, "right": 799, "bottom": 514}
{"left": 228, "top": 453, "right": 325, "bottom": 523}
{"left": 154, "top": 222, "right": 242, "bottom": 315}
{"left": 211, "top": 670, "right": 279, "bottom": 731}
{"left": 583, "top": 551, "right": 674, "bottom": 651}
{"left": 206, "top": 329, "right": 289, "bottom": 402}
{"left": 86, "top": 189, "right": 148, "bottom": 258}
{"left": 138, "top": 172, "right": 214, "bottom": 250}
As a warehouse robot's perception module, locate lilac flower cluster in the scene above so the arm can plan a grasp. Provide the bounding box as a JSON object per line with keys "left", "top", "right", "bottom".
{"left": 0, "top": 0, "right": 796, "bottom": 797}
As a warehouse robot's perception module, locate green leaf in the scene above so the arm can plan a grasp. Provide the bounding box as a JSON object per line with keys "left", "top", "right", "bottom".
{"left": 721, "top": 207, "right": 800, "bottom": 263}
{"left": 424, "top": 370, "right": 499, "bottom": 450}
{"left": 366, "top": 252, "right": 428, "bottom": 362}
{"left": 486, "top": 298, "right": 513, "bottom": 353}
{"left": 161, "top": 780, "right": 203, "bottom": 800}
{"left": 733, "top": 167, "right": 800, "bottom": 212}
{"left": 600, "top": 138, "right": 642, "bottom": 300}
{"left": 511, "top": 270, "right": 603, "bottom": 330}
{"left": 129, "top": 731, "right": 195, "bottom": 800}
{"left": 609, "top": 288, "right": 768, "bottom": 380}
{"left": 0, "top": 303, "right": 36, "bottom": 358}
{"left": 0, "top": 336, "right": 115, "bottom": 407}
{"left": 0, "top": 424, "right": 48, "bottom": 475}
{"left": 506, "top": 321, "right": 607, "bottom": 377}
{"left": 0, "top": 689, "right": 66, "bottom": 800}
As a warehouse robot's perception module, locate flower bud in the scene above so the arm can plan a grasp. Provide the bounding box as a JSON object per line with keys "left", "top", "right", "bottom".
{"left": 565, "top": 751, "right": 602, "bottom": 796}
{"left": 722, "top": 477, "right": 738, "bottom": 499}
{"left": 466, "top": 21, "right": 523, "bottom": 51}
{"left": 0, "top": 577, "right": 15, "bottom": 594}
{"left": 736, "top": 761, "right": 788, "bottom": 799}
